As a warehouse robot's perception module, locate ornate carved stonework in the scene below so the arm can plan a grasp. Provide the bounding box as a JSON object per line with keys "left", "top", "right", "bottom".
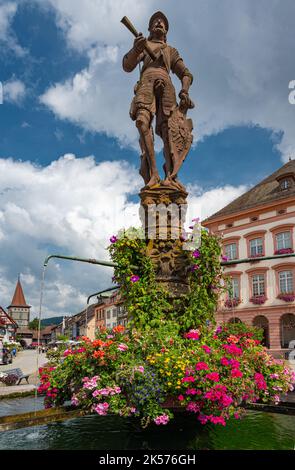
{"left": 140, "top": 185, "right": 190, "bottom": 296}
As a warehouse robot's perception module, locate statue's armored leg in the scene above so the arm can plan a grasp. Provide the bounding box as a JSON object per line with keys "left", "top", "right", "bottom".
{"left": 161, "top": 121, "right": 173, "bottom": 180}
{"left": 139, "top": 136, "right": 150, "bottom": 185}
{"left": 136, "top": 110, "right": 160, "bottom": 188}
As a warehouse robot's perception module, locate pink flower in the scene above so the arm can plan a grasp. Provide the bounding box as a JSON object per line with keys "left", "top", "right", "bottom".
{"left": 77, "top": 347, "right": 86, "bottom": 353}
{"left": 222, "top": 344, "right": 243, "bottom": 356}
{"left": 192, "top": 249, "right": 200, "bottom": 258}
{"left": 231, "top": 369, "right": 243, "bottom": 378}
{"left": 209, "top": 415, "right": 226, "bottom": 426}
{"left": 94, "top": 402, "right": 109, "bottom": 416}
{"left": 205, "top": 372, "right": 220, "bottom": 382}
{"left": 135, "top": 366, "right": 144, "bottom": 373}
{"left": 191, "top": 264, "right": 199, "bottom": 271}
{"left": 273, "top": 395, "right": 280, "bottom": 404}
{"left": 181, "top": 376, "right": 195, "bottom": 383}
{"left": 229, "top": 359, "right": 240, "bottom": 368}
{"left": 110, "top": 235, "right": 117, "bottom": 243}
{"left": 117, "top": 343, "right": 128, "bottom": 352}
{"left": 184, "top": 329, "right": 200, "bottom": 340}
{"left": 221, "top": 256, "right": 228, "bottom": 262}
{"left": 202, "top": 345, "right": 211, "bottom": 354}
{"left": 186, "top": 402, "right": 200, "bottom": 413}
{"left": 254, "top": 372, "right": 267, "bottom": 391}
{"left": 195, "top": 362, "right": 209, "bottom": 371}
{"left": 221, "top": 395, "right": 233, "bottom": 407}
{"left": 270, "top": 373, "right": 279, "bottom": 379}
{"left": 178, "top": 394, "right": 184, "bottom": 401}
{"left": 71, "top": 394, "right": 79, "bottom": 406}
{"left": 220, "top": 357, "right": 230, "bottom": 366}
{"left": 154, "top": 414, "right": 170, "bottom": 425}
{"left": 198, "top": 414, "right": 209, "bottom": 425}
{"left": 82, "top": 375, "right": 100, "bottom": 390}
{"left": 130, "top": 275, "right": 140, "bottom": 283}
{"left": 186, "top": 388, "right": 199, "bottom": 395}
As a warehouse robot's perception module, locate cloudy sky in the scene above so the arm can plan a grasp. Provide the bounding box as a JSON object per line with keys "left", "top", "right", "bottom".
{"left": 0, "top": 0, "right": 295, "bottom": 318}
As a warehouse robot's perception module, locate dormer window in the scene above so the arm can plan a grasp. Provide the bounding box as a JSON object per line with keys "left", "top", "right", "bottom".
{"left": 281, "top": 179, "right": 291, "bottom": 190}
{"left": 276, "top": 172, "right": 295, "bottom": 191}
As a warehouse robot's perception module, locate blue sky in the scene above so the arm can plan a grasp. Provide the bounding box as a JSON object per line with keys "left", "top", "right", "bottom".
{"left": 0, "top": 0, "right": 294, "bottom": 317}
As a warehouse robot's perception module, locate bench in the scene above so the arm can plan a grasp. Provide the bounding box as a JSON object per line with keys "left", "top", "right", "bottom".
{"left": 2, "top": 368, "right": 30, "bottom": 385}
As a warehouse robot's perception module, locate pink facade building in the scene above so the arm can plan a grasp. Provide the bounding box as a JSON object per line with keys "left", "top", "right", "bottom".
{"left": 203, "top": 160, "right": 295, "bottom": 355}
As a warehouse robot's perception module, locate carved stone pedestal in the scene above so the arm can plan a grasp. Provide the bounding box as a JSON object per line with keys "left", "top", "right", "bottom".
{"left": 139, "top": 184, "right": 190, "bottom": 297}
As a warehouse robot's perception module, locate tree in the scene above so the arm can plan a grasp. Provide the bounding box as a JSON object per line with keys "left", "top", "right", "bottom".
{"left": 29, "top": 318, "right": 39, "bottom": 330}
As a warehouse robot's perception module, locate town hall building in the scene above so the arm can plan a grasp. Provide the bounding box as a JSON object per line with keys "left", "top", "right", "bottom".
{"left": 203, "top": 159, "right": 295, "bottom": 355}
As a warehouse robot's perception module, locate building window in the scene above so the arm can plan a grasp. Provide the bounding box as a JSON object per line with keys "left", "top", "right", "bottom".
{"left": 252, "top": 274, "right": 265, "bottom": 296}
{"left": 249, "top": 238, "right": 263, "bottom": 257}
{"left": 228, "top": 278, "right": 240, "bottom": 299}
{"left": 279, "top": 271, "right": 293, "bottom": 294}
{"left": 107, "top": 311, "right": 110, "bottom": 319}
{"left": 276, "top": 231, "right": 292, "bottom": 250}
{"left": 225, "top": 243, "right": 238, "bottom": 260}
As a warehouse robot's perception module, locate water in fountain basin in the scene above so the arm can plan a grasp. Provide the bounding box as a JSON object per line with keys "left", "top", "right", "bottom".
{"left": 0, "top": 397, "right": 294, "bottom": 450}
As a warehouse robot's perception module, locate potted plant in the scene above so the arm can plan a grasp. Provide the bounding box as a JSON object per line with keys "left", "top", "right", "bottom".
{"left": 274, "top": 248, "right": 294, "bottom": 255}
{"left": 277, "top": 293, "right": 295, "bottom": 302}
{"left": 224, "top": 298, "right": 240, "bottom": 308}
{"left": 250, "top": 295, "right": 267, "bottom": 305}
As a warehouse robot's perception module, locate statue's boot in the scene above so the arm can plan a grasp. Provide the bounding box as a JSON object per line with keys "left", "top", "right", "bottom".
{"left": 144, "top": 174, "right": 161, "bottom": 189}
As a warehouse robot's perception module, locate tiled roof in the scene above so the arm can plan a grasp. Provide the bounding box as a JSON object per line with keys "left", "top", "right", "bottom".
{"left": 8, "top": 279, "right": 30, "bottom": 308}
{"left": 204, "top": 160, "right": 295, "bottom": 222}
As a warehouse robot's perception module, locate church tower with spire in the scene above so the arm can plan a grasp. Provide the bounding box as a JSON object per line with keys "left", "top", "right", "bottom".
{"left": 7, "top": 276, "right": 31, "bottom": 328}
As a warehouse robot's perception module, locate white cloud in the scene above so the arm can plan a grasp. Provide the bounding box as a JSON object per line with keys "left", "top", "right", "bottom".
{"left": 38, "top": 0, "right": 295, "bottom": 161}
{"left": 4, "top": 78, "right": 26, "bottom": 104}
{"left": 0, "top": 1, "right": 25, "bottom": 56}
{"left": 0, "top": 154, "right": 245, "bottom": 318}
{"left": 188, "top": 184, "right": 248, "bottom": 222}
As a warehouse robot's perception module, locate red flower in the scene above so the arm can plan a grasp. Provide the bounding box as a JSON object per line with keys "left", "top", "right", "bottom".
{"left": 113, "top": 325, "right": 125, "bottom": 334}
{"left": 205, "top": 372, "right": 220, "bottom": 382}
{"left": 93, "top": 350, "right": 105, "bottom": 359}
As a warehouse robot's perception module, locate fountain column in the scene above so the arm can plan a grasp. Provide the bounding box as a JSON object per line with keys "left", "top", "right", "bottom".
{"left": 139, "top": 184, "right": 190, "bottom": 297}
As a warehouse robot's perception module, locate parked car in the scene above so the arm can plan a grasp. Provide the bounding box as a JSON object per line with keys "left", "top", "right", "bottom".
{"left": 0, "top": 347, "right": 13, "bottom": 365}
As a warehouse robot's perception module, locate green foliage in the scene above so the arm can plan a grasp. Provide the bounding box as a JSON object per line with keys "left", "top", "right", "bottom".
{"left": 218, "top": 322, "right": 264, "bottom": 342}
{"left": 179, "top": 229, "right": 224, "bottom": 329}
{"left": 28, "top": 317, "right": 39, "bottom": 330}
{"left": 56, "top": 334, "right": 69, "bottom": 341}
{"left": 109, "top": 228, "right": 172, "bottom": 330}
{"left": 109, "top": 226, "right": 225, "bottom": 330}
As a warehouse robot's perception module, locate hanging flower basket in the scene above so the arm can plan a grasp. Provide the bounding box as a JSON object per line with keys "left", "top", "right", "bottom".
{"left": 250, "top": 295, "right": 267, "bottom": 305}
{"left": 274, "top": 248, "right": 294, "bottom": 255}
{"left": 277, "top": 293, "right": 295, "bottom": 302}
{"left": 224, "top": 298, "right": 240, "bottom": 308}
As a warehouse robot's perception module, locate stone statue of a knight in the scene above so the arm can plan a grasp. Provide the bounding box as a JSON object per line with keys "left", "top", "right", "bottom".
{"left": 122, "top": 11, "right": 194, "bottom": 190}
